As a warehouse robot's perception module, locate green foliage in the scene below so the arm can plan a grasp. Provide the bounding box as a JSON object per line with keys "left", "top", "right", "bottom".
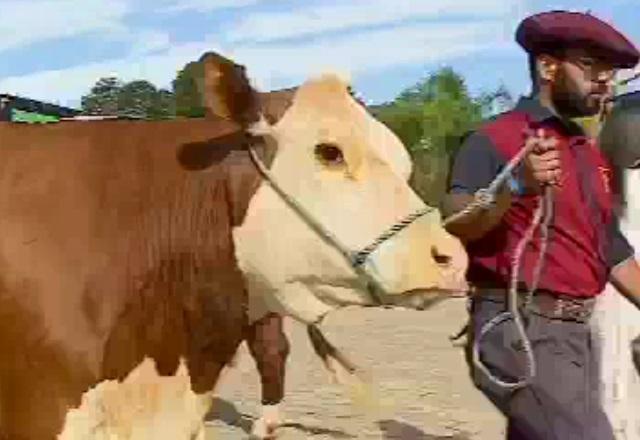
{"left": 81, "top": 77, "right": 175, "bottom": 120}
{"left": 78, "top": 62, "right": 514, "bottom": 207}
{"left": 117, "top": 80, "right": 175, "bottom": 120}
{"left": 81, "top": 76, "right": 122, "bottom": 116}
{"left": 172, "top": 61, "right": 206, "bottom": 118}
{"left": 373, "top": 67, "right": 514, "bottom": 204}
{"left": 156, "top": 89, "right": 177, "bottom": 119}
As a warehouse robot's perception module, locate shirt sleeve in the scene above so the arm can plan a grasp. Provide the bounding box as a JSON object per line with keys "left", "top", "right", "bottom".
{"left": 605, "top": 215, "right": 635, "bottom": 271}
{"left": 448, "top": 131, "right": 504, "bottom": 194}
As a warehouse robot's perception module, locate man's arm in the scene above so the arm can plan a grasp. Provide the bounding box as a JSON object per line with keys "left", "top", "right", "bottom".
{"left": 442, "top": 131, "right": 513, "bottom": 242}
{"left": 610, "top": 258, "right": 640, "bottom": 310}
{"left": 606, "top": 218, "right": 640, "bottom": 310}
{"left": 443, "top": 128, "right": 562, "bottom": 242}
{"left": 441, "top": 188, "right": 513, "bottom": 242}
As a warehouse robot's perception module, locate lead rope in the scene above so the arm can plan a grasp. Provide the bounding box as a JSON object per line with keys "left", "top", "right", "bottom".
{"left": 245, "top": 141, "right": 435, "bottom": 306}
{"left": 443, "top": 129, "right": 554, "bottom": 390}
{"left": 469, "top": 188, "right": 553, "bottom": 389}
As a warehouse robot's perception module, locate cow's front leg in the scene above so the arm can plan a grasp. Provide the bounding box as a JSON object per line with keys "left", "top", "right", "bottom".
{"left": 246, "top": 312, "right": 290, "bottom": 439}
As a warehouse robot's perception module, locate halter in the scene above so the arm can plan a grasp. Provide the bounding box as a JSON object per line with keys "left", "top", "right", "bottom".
{"left": 245, "top": 141, "right": 435, "bottom": 305}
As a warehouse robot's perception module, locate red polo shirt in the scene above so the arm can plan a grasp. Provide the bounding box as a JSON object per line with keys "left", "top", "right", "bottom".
{"left": 448, "top": 97, "right": 634, "bottom": 298}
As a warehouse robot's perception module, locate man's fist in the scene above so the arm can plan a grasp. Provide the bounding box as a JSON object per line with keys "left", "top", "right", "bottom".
{"left": 522, "top": 128, "right": 561, "bottom": 192}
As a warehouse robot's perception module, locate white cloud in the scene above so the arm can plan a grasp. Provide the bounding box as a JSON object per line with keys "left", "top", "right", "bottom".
{"left": 128, "top": 30, "right": 172, "bottom": 56}
{"left": 0, "top": 20, "right": 510, "bottom": 107}
{"left": 228, "top": 22, "right": 511, "bottom": 87}
{"left": 226, "top": 0, "right": 518, "bottom": 42}
{"left": 0, "top": 0, "right": 131, "bottom": 52}
{"left": 0, "top": 42, "right": 213, "bottom": 106}
{"left": 158, "top": 0, "right": 262, "bottom": 13}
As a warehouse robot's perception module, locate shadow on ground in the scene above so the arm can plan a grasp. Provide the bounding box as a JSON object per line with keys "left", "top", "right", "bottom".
{"left": 205, "top": 397, "right": 355, "bottom": 438}
{"left": 378, "top": 419, "right": 472, "bottom": 440}
{"left": 205, "top": 398, "right": 255, "bottom": 433}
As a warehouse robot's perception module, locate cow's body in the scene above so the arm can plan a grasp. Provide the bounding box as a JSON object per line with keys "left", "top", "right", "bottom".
{"left": 0, "top": 52, "right": 469, "bottom": 439}
{"left": 0, "top": 118, "right": 257, "bottom": 438}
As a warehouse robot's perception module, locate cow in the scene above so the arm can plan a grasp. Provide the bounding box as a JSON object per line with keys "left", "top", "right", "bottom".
{"left": 184, "top": 53, "right": 449, "bottom": 439}
{"left": 186, "top": 55, "right": 364, "bottom": 438}
{"left": 0, "top": 52, "right": 469, "bottom": 439}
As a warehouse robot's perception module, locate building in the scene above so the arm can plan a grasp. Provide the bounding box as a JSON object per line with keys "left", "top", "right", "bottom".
{"left": 0, "top": 94, "right": 80, "bottom": 123}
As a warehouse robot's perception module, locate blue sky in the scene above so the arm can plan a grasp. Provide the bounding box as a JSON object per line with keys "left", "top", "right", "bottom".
{"left": 0, "top": 0, "right": 638, "bottom": 109}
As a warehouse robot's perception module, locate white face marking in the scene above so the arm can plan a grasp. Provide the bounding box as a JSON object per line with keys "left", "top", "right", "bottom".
{"left": 234, "top": 73, "right": 468, "bottom": 324}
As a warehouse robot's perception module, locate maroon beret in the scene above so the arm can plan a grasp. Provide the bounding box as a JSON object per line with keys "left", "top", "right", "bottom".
{"left": 516, "top": 10, "right": 640, "bottom": 68}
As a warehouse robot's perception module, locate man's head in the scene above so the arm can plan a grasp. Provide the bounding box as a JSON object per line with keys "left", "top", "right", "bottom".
{"left": 517, "top": 11, "right": 640, "bottom": 118}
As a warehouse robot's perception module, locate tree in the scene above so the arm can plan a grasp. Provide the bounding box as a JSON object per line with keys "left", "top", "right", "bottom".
{"left": 156, "top": 89, "right": 176, "bottom": 120}
{"left": 81, "top": 77, "right": 122, "bottom": 116}
{"left": 376, "top": 67, "right": 488, "bottom": 155}
{"left": 373, "top": 67, "right": 514, "bottom": 204}
{"left": 117, "top": 80, "right": 175, "bottom": 120}
{"left": 172, "top": 61, "right": 206, "bottom": 118}
{"left": 81, "top": 77, "right": 175, "bottom": 119}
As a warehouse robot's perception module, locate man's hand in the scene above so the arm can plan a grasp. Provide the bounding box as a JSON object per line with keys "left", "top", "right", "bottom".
{"left": 522, "top": 128, "right": 561, "bottom": 192}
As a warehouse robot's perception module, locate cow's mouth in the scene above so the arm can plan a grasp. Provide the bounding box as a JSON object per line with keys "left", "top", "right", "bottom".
{"left": 382, "top": 288, "right": 468, "bottom": 310}
{"left": 310, "top": 282, "right": 468, "bottom": 312}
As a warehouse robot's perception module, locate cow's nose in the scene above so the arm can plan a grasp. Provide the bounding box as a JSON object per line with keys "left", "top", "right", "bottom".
{"left": 431, "top": 245, "right": 453, "bottom": 268}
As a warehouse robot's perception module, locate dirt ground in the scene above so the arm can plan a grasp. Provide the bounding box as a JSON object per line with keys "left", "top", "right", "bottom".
{"left": 204, "top": 297, "right": 505, "bottom": 439}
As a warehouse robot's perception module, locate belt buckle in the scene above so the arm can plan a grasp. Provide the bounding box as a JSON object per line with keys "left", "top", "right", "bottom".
{"left": 553, "top": 297, "right": 565, "bottom": 319}
{"left": 561, "top": 297, "right": 591, "bottom": 322}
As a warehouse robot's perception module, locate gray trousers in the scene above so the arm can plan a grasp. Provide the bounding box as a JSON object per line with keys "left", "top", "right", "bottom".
{"left": 465, "top": 291, "right": 615, "bottom": 440}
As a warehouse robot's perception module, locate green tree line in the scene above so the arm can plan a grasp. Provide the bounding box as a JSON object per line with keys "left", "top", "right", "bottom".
{"left": 80, "top": 62, "right": 514, "bottom": 204}
{"left": 373, "top": 68, "right": 513, "bottom": 204}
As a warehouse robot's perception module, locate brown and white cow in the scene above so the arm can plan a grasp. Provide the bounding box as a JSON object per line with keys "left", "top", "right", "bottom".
{"left": 0, "top": 53, "right": 468, "bottom": 439}
{"left": 180, "top": 54, "right": 367, "bottom": 438}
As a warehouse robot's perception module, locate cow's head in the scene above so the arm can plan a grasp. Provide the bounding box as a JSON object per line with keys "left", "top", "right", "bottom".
{"left": 599, "top": 91, "right": 640, "bottom": 216}
{"left": 189, "top": 52, "right": 468, "bottom": 324}
{"left": 600, "top": 91, "right": 640, "bottom": 169}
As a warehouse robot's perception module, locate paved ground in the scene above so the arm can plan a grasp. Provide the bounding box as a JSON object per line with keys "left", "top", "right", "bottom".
{"left": 204, "top": 298, "right": 505, "bottom": 439}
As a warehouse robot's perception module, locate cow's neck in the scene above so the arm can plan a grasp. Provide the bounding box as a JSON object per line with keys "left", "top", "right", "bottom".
{"left": 224, "top": 134, "right": 278, "bottom": 227}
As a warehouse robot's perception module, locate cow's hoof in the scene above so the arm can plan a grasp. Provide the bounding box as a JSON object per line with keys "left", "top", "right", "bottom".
{"left": 250, "top": 417, "right": 279, "bottom": 439}
{"left": 250, "top": 404, "right": 282, "bottom": 439}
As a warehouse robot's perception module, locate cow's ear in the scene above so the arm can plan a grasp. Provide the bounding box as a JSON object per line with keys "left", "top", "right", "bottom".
{"left": 197, "top": 52, "right": 259, "bottom": 127}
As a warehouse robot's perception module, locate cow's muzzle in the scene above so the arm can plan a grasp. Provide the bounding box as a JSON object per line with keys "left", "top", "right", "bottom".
{"left": 365, "top": 285, "right": 468, "bottom": 310}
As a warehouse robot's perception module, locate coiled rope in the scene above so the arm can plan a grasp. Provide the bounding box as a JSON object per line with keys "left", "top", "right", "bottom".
{"left": 443, "top": 129, "right": 555, "bottom": 390}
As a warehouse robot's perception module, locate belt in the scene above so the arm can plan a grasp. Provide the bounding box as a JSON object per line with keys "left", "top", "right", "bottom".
{"left": 471, "top": 287, "right": 596, "bottom": 323}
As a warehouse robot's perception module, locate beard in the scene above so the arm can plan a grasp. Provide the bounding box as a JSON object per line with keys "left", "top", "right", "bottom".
{"left": 550, "top": 73, "right": 603, "bottom": 118}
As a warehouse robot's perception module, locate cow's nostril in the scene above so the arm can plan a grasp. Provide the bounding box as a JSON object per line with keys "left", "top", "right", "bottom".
{"left": 431, "top": 246, "right": 452, "bottom": 267}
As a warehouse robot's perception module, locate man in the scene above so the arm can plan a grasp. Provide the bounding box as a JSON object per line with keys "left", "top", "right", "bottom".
{"left": 443, "top": 10, "right": 640, "bottom": 440}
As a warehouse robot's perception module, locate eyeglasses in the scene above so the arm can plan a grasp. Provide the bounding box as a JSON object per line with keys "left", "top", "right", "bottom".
{"left": 568, "top": 56, "right": 616, "bottom": 82}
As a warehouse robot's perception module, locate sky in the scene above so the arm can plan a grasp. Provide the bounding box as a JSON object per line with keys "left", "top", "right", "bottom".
{"left": 0, "top": 0, "right": 638, "bottom": 109}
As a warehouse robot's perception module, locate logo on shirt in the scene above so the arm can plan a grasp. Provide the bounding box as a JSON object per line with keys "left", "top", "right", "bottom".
{"left": 598, "top": 166, "right": 612, "bottom": 194}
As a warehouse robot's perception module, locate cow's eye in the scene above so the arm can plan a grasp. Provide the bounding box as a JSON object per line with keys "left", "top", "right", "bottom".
{"left": 315, "top": 143, "right": 344, "bottom": 165}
